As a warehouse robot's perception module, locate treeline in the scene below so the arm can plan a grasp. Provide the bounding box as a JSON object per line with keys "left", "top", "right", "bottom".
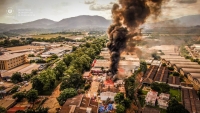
{"left": 0, "top": 38, "right": 29, "bottom": 47}
{"left": 42, "top": 32, "right": 82, "bottom": 35}
{"left": 27, "top": 36, "right": 76, "bottom": 43}
{"left": 29, "top": 38, "right": 106, "bottom": 105}
{"left": 0, "top": 32, "right": 19, "bottom": 39}
{"left": 58, "top": 38, "right": 106, "bottom": 105}
{"left": 0, "top": 36, "right": 77, "bottom": 47}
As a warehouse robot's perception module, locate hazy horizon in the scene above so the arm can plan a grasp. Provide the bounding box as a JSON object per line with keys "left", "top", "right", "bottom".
{"left": 1, "top": 0, "right": 200, "bottom": 24}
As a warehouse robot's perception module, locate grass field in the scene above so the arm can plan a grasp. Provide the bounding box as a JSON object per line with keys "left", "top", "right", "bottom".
{"left": 170, "top": 88, "right": 182, "bottom": 102}
{"left": 31, "top": 34, "right": 83, "bottom": 39}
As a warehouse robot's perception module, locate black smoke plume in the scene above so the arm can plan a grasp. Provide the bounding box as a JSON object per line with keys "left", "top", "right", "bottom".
{"left": 107, "top": 0, "right": 168, "bottom": 76}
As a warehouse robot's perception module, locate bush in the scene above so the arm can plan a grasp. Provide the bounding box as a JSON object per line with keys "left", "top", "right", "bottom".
{"left": 28, "top": 54, "right": 35, "bottom": 57}
{"left": 11, "top": 72, "right": 23, "bottom": 83}
{"left": 36, "top": 59, "right": 46, "bottom": 63}
{"left": 116, "top": 104, "right": 125, "bottom": 113}
{"left": 57, "top": 88, "right": 77, "bottom": 106}
{"left": 151, "top": 82, "right": 170, "bottom": 93}
{"left": 10, "top": 85, "right": 20, "bottom": 94}
{"left": 162, "top": 63, "right": 167, "bottom": 67}
{"left": 84, "top": 84, "right": 91, "bottom": 90}
{"left": 168, "top": 67, "right": 174, "bottom": 71}
{"left": 173, "top": 72, "right": 180, "bottom": 76}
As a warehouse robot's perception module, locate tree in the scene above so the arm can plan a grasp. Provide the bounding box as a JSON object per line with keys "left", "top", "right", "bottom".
{"left": 26, "top": 89, "right": 38, "bottom": 104}
{"left": 57, "top": 88, "right": 77, "bottom": 106}
{"left": 32, "top": 69, "right": 55, "bottom": 93}
{"left": 140, "top": 61, "right": 147, "bottom": 73}
{"left": 160, "top": 83, "right": 170, "bottom": 93}
{"left": 63, "top": 54, "right": 73, "bottom": 66}
{"left": 31, "top": 77, "right": 44, "bottom": 93}
{"left": 168, "top": 67, "right": 174, "bottom": 71}
{"left": 11, "top": 72, "right": 23, "bottom": 83}
{"left": 167, "top": 98, "right": 189, "bottom": 113}
{"left": 51, "top": 54, "right": 58, "bottom": 59}
{"left": 116, "top": 104, "right": 125, "bottom": 113}
{"left": 35, "top": 59, "right": 46, "bottom": 63}
{"left": 54, "top": 61, "right": 67, "bottom": 80}
{"left": 35, "top": 107, "right": 49, "bottom": 113}
{"left": 162, "top": 63, "right": 167, "bottom": 67}
{"left": 152, "top": 52, "right": 160, "bottom": 60}
{"left": 124, "top": 75, "right": 135, "bottom": 100}
{"left": 151, "top": 82, "right": 170, "bottom": 93}
{"left": 10, "top": 85, "right": 19, "bottom": 94}
{"left": 72, "top": 46, "right": 77, "bottom": 52}
{"left": 60, "top": 73, "right": 85, "bottom": 90}
{"left": 31, "top": 70, "right": 38, "bottom": 75}
{"left": 197, "top": 89, "right": 200, "bottom": 100}
{"left": 124, "top": 98, "right": 131, "bottom": 108}
{"left": 173, "top": 72, "right": 180, "bottom": 76}
{"left": 151, "top": 82, "right": 160, "bottom": 92}
{"left": 13, "top": 92, "right": 26, "bottom": 102}
{"left": 0, "top": 106, "right": 6, "bottom": 113}
{"left": 28, "top": 54, "right": 35, "bottom": 57}
{"left": 15, "top": 110, "right": 25, "bottom": 113}
{"left": 114, "top": 93, "right": 124, "bottom": 104}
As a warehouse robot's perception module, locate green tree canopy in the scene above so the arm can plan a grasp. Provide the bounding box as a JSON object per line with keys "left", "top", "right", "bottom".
{"left": 60, "top": 73, "right": 85, "bottom": 90}
{"left": 0, "top": 106, "right": 6, "bottom": 113}
{"left": 26, "top": 89, "right": 38, "bottom": 103}
{"left": 54, "top": 61, "right": 67, "bottom": 80}
{"left": 13, "top": 92, "right": 26, "bottom": 102}
{"left": 140, "top": 61, "right": 147, "bottom": 73}
{"left": 114, "top": 93, "right": 125, "bottom": 104}
{"left": 32, "top": 69, "right": 56, "bottom": 92}
{"left": 116, "top": 104, "right": 125, "bottom": 113}
{"left": 167, "top": 98, "right": 189, "bottom": 113}
{"left": 57, "top": 88, "right": 77, "bottom": 106}
{"left": 11, "top": 72, "right": 23, "bottom": 83}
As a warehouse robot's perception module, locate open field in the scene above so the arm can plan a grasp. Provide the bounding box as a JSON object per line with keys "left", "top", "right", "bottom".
{"left": 30, "top": 34, "right": 84, "bottom": 39}
{"left": 6, "top": 45, "right": 41, "bottom": 51}
{"left": 170, "top": 88, "right": 182, "bottom": 102}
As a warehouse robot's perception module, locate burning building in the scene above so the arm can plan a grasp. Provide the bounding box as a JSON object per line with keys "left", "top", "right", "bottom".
{"left": 107, "top": 0, "right": 168, "bottom": 78}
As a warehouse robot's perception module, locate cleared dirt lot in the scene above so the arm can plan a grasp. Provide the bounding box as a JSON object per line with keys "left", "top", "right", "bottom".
{"left": 6, "top": 45, "right": 41, "bottom": 51}
{"left": 42, "top": 84, "right": 61, "bottom": 113}
{"left": 1, "top": 63, "right": 40, "bottom": 78}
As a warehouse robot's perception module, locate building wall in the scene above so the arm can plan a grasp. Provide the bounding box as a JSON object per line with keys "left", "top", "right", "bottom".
{"left": 0, "top": 54, "right": 25, "bottom": 70}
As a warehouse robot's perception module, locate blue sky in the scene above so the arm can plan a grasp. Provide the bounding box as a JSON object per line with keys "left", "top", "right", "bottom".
{"left": 0, "top": 0, "right": 200, "bottom": 24}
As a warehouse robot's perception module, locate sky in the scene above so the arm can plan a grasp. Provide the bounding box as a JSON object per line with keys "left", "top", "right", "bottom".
{"left": 0, "top": 0, "right": 200, "bottom": 24}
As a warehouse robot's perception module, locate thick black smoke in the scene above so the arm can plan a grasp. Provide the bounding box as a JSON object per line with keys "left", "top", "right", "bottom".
{"left": 107, "top": 0, "right": 168, "bottom": 76}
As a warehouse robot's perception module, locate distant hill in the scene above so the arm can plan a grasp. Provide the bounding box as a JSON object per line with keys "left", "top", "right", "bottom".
{"left": 0, "top": 15, "right": 111, "bottom": 34}
{"left": 52, "top": 15, "right": 111, "bottom": 29}
{"left": 1, "top": 14, "right": 200, "bottom": 34}
{"left": 145, "top": 14, "right": 200, "bottom": 28}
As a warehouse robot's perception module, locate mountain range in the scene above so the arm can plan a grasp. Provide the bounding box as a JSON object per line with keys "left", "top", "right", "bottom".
{"left": 0, "top": 14, "right": 200, "bottom": 34}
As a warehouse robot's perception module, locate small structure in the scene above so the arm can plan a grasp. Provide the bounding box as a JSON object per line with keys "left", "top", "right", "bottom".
{"left": 31, "top": 42, "right": 50, "bottom": 46}
{"left": 157, "top": 93, "right": 170, "bottom": 109}
{"left": 145, "top": 90, "right": 158, "bottom": 106}
{"left": 140, "top": 107, "right": 160, "bottom": 113}
{"left": 100, "top": 92, "right": 116, "bottom": 101}
{"left": 180, "top": 68, "right": 200, "bottom": 76}
{"left": 59, "top": 95, "right": 98, "bottom": 113}
{"left": 151, "top": 60, "right": 161, "bottom": 66}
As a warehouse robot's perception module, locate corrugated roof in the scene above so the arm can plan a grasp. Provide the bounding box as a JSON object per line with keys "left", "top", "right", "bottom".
{"left": 175, "top": 64, "right": 200, "bottom": 69}
{"left": 188, "top": 73, "right": 200, "bottom": 78}
{"left": 181, "top": 68, "right": 200, "bottom": 73}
